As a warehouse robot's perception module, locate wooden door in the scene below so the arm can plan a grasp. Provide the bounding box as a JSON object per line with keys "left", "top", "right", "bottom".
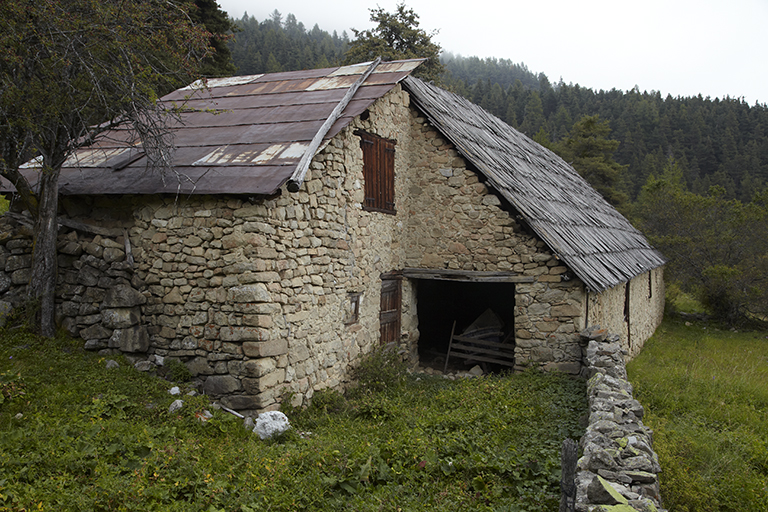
{"left": 379, "top": 275, "right": 402, "bottom": 344}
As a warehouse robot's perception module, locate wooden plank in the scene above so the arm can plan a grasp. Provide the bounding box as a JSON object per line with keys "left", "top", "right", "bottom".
{"left": 451, "top": 337, "right": 513, "bottom": 350}
{"left": 402, "top": 267, "right": 534, "bottom": 283}
{"left": 443, "top": 320, "right": 457, "bottom": 373}
{"left": 447, "top": 352, "right": 515, "bottom": 367}
{"left": 449, "top": 342, "right": 515, "bottom": 360}
{"left": 287, "top": 58, "right": 381, "bottom": 192}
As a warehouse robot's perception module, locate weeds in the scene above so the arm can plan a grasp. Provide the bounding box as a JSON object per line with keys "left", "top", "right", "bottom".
{"left": 0, "top": 328, "right": 587, "bottom": 511}
{"left": 164, "top": 358, "right": 193, "bottom": 382}
{"left": 351, "top": 343, "right": 408, "bottom": 394}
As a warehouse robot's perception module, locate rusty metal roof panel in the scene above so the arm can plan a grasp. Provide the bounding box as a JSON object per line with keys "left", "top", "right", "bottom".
{"left": 0, "top": 59, "right": 423, "bottom": 197}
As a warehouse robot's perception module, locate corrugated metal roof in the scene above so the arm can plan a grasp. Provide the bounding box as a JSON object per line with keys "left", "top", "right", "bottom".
{"left": 5, "top": 60, "right": 423, "bottom": 196}
{"left": 402, "top": 76, "right": 666, "bottom": 292}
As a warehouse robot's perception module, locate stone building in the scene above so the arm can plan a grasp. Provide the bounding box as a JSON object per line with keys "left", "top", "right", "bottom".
{"left": 0, "top": 59, "right": 665, "bottom": 414}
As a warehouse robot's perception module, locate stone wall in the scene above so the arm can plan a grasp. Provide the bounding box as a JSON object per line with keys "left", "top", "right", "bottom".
{"left": 401, "top": 106, "right": 587, "bottom": 373}
{"left": 587, "top": 268, "right": 665, "bottom": 361}
{"left": 576, "top": 326, "right": 666, "bottom": 512}
{"left": 0, "top": 223, "right": 150, "bottom": 355}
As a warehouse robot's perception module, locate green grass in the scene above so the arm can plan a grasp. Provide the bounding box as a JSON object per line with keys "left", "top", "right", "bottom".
{"left": 627, "top": 317, "right": 768, "bottom": 511}
{"left": 0, "top": 329, "right": 586, "bottom": 511}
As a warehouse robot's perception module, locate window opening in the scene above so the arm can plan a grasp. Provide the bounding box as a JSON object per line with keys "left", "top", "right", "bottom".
{"left": 345, "top": 292, "right": 361, "bottom": 325}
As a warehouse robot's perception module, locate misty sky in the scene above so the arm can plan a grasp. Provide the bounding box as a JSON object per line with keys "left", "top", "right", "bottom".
{"left": 217, "top": 0, "right": 767, "bottom": 105}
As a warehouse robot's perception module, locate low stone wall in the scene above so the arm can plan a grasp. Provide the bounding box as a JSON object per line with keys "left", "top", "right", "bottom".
{"left": 0, "top": 222, "right": 150, "bottom": 354}
{"left": 576, "top": 326, "right": 666, "bottom": 512}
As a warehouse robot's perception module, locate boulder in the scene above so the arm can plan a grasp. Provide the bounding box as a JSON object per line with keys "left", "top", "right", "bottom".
{"left": 110, "top": 325, "right": 150, "bottom": 352}
{"left": 254, "top": 410, "right": 291, "bottom": 440}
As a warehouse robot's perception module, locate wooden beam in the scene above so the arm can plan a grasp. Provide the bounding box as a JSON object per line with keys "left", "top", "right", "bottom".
{"left": 286, "top": 57, "right": 382, "bottom": 192}
{"left": 401, "top": 267, "right": 534, "bottom": 283}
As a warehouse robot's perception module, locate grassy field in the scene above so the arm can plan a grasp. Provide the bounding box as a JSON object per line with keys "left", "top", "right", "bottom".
{"left": 627, "top": 316, "right": 768, "bottom": 511}
{"left": 0, "top": 327, "right": 586, "bottom": 511}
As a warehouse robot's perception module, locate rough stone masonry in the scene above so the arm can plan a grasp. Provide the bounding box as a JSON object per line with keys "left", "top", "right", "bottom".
{"left": 576, "top": 326, "right": 666, "bottom": 512}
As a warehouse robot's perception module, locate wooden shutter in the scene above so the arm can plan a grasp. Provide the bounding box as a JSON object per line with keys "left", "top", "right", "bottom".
{"left": 358, "top": 131, "right": 396, "bottom": 214}
{"left": 382, "top": 140, "right": 395, "bottom": 212}
{"left": 379, "top": 275, "right": 402, "bottom": 344}
{"left": 360, "top": 135, "right": 377, "bottom": 210}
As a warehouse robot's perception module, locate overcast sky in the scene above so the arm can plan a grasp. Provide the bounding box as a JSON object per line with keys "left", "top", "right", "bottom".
{"left": 217, "top": 0, "right": 768, "bottom": 105}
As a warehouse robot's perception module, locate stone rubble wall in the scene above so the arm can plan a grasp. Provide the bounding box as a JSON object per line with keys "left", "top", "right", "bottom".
{"left": 576, "top": 326, "right": 666, "bottom": 512}
{"left": 0, "top": 225, "right": 151, "bottom": 355}
{"left": 403, "top": 107, "right": 587, "bottom": 374}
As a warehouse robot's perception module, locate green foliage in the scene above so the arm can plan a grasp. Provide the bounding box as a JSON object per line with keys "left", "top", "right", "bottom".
{"left": 551, "top": 114, "right": 630, "bottom": 209}
{"left": 0, "top": 328, "right": 586, "bottom": 511}
{"left": 0, "top": 371, "right": 25, "bottom": 406}
{"left": 351, "top": 344, "right": 408, "bottom": 394}
{"left": 186, "top": 0, "right": 238, "bottom": 77}
{"left": 439, "top": 55, "right": 768, "bottom": 203}
{"left": 633, "top": 172, "right": 768, "bottom": 325}
{"left": 228, "top": 11, "right": 348, "bottom": 75}
{"left": 627, "top": 318, "right": 768, "bottom": 511}
{"left": 165, "top": 358, "right": 193, "bottom": 383}
{"left": 344, "top": 3, "right": 445, "bottom": 83}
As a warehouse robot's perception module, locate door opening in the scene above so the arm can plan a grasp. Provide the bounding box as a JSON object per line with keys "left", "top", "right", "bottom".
{"left": 415, "top": 279, "right": 515, "bottom": 372}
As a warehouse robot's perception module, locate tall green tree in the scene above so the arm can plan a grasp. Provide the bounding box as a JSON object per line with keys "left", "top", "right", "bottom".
{"left": 187, "top": 0, "right": 237, "bottom": 77}
{"left": 344, "top": 3, "right": 445, "bottom": 83}
{"left": 634, "top": 172, "right": 768, "bottom": 325}
{"left": 553, "top": 115, "right": 629, "bottom": 209}
{"left": 0, "top": 0, "right": 214, "bottom": 336}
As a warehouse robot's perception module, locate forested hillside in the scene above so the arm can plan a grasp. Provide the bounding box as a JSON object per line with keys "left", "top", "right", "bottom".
{"left": 228, "top": 11, "right": 348, "bottom": 75}
{"left": 457, "top": 68, "right": 768, "bottom": 202}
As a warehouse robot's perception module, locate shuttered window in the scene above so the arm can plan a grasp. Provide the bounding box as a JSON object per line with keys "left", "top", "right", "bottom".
{"left": 358, "top": 131, "right": 396, "bottom": 214}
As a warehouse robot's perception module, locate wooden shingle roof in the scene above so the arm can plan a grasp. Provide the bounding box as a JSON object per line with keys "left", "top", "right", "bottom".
{"left": 402, "top": 76, "right": 665, "bottom": 292}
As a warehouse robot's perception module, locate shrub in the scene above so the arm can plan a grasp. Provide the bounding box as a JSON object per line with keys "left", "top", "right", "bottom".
{"left": 165, "top": 358, "right": 192, "bottom": 382}
{"left": 351, "top": 343, "right": 408, "bottom": 394}
{"left": 634, "top": 176, "right": 768, "bottom": 326}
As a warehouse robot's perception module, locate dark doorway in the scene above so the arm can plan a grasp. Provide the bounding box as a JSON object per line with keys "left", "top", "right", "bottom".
{"left": 415, "top": 279, "right": 516, "bottom": 370}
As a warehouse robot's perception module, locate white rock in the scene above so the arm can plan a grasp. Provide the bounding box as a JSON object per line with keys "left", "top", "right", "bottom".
{"left": 254, "top": 411, "right": 291, "bottom": 440}
{"left": 168, "top": 399, "right": 184, "bottom": 414}
{"left": 468, "top": 365, "right": 484, "bottom": 376}
{"left": 169, "top": 386, "right": 181, "bottom": 395}
{"left": 196, "top": 410, "right": 213, "bottom": 422}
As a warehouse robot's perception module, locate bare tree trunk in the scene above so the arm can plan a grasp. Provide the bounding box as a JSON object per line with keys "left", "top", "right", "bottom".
{"left": 28, "top": 168, "right": 59, "bottom": 337}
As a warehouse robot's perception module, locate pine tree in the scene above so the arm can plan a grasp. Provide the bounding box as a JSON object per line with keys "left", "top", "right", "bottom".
{"left": 343, "top": 3, "right": 445, "bottom": 83}
{"left": 553, "top": 115, "right": 629, "bottom": 209}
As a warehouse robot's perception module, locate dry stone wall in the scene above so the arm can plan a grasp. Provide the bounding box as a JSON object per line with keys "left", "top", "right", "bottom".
{"left": 0, "top": 222, "right": 150, "bottom": 355}
{"left": 576, "top": 326, "right": 666, "bottom": 512}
